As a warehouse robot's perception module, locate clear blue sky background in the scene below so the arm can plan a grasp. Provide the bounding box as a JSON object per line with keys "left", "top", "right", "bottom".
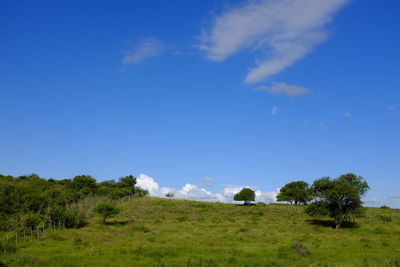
{"left": 1, "top": 0, "right": 399, "bottom": 207}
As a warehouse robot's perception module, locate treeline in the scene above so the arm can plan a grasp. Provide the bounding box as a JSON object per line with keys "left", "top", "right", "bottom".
{"left": 0, "top": 174, "right": 148, "bottom": 230}
{"left": 234, "top": 173, "right": 370, "bottom": 229}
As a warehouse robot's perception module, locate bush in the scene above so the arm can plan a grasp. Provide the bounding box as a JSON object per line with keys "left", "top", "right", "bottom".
{"left": 94, "top": 203, "right": 120, "bottom": 224}
{"left": 63, "top": 203, "right": 89, "bottom": 228}
{"left": 23, "top": 213, "right": 44, "bottom": 229}
{"left": 377, "top": 215, "right": 393, "bottom": 223}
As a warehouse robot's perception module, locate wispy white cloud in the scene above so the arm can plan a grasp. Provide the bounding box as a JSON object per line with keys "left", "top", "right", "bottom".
{"left": 342, "top": 110, "right": 352, "bottom": 118}
{"left": 255, "top": 82, "right": 311, "bottom": 97}
{"left": 199, "top": 0, "right": 349, "bottom": 83}
{"left": 121, "top": 38, "right": 164, "bottom": 65}
{"left": 136, "top": 174, "right": 278, "bottom": 203}
{"left": 389, "top": 194, "right": 400, "bottom": 200}
{"left": 363, "top": 197, "right": 380, "bottom": 204}
{"left": 201, "top": 177, "right": 214, "bottom": 187}
{"left": 271, "top": 106, "right": 278, "bottom": 115}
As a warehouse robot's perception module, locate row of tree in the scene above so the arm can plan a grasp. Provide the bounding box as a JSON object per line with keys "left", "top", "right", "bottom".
{"left": 0, "top": 174, "right": 148, "bottom": 230}
{"left": 233, "top": 173, "right": 369, "bottom": 228}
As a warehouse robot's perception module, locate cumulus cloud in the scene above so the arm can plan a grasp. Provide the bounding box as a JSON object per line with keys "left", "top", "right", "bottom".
{"left": 136, "top": 174, "right": 278, "bottom": 203}
{"left": 271, "top": 106, "right": 278, "bottom": 115}
{"left": 121, "top": 38, "right": 163, "bottom": 65}
{"left": 255, "top": 82, "right": 311, "bottom": 97}
{"left": 199, "top": 0, "right": 349, "bottom": 83}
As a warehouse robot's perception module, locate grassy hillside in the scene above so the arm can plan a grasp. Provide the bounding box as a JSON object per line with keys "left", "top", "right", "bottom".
{"left": 1, "top": 197, "right": 400, "bottom": 266}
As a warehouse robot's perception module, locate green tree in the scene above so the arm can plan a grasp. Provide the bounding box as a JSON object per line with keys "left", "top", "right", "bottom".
{"left": 94, "top": 203, "right": 120, "bottom": 224}
{"left": 118, "top": 175, "right": 137, "bottom": 195}
{"left": 277, "top": 181, "right": 311, "bottom": 205}
{"left": 305, "top": 173, "right": 369, "bottom": 229}
{"left": 71, "top": 175, "right": 97, "bottom": 197}
{"left": 234, "top": 188, "right": 255, "bottom": 206}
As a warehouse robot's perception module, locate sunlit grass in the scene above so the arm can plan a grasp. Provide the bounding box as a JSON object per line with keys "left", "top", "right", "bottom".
{"left": 1, "top": 197, "right": 400, "bottom": 266}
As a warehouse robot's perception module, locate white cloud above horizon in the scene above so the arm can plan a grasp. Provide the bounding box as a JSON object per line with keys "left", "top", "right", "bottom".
{"left": 121, "top": 38, "right": 164, "bottom": 65}
{"left": 136, "top": 174, "right": 278, "bottom": 203}
{"left": 199, "top": 0, "right": 349, "bottom": 84}
{"left": 255, "top": 82, "right": 311, "bottom": 97}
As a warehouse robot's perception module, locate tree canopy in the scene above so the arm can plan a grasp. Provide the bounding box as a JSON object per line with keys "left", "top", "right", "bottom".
{"left": 276, "top": 181, "right": 311, "bottom": 205}
{"left": 305, "top": 173, "right": 369, "bottom": 229}
{"left": 233, "top": 188, "right": 255, "bottom": 205}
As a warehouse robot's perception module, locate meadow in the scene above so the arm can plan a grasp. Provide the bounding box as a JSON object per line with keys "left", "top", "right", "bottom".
{"left": 1, "top": 197, "right": 400, "bottom": 267}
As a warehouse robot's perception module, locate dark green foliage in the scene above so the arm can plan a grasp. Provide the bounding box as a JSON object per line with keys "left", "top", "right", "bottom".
{"left": 22, "top": 213, "right": 44, "bottom": 229}
{"left": 233, "top": 188, "right": 255, "bottom": 205}
{"left": 277, "top": 181, "right": 311, "bottom": 205}
{"left": 380, "top": 205, "right": 390, "bottom": 209}
{"left": 94, "top": 204, "right": 120, "bottom": 223}
{"left": 305, "top": 173, "right": 369, "bottom": 229}
{"left": 0, "top": 173, "right": 148, "bottom": 230}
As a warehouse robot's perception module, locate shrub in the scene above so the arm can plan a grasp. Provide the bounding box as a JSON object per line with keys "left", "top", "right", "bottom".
{"left": 23, "top": 213, "right": 44, "bottom": 229}
{"left": 377, "top": 215, "right": 393, "bottom": 223}
{"left": 64, "top": 204, "right": 88, "bottom": 228}
{"left": 94, "top": 203, "right": 120, "bottom": 224}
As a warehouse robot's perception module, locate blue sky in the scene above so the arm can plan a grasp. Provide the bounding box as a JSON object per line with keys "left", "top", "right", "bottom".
{"left": 1, "top": 0, "right": 399, "bottom": 206}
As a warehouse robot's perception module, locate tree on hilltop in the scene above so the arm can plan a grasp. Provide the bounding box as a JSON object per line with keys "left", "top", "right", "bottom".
{"left": 277, "top": 181, "right": 311, "bottom": 205}
{"left": 305, "top": 173, "right": 369, "bottom": 229}
{"left": 234, "top": 188, "right": 256, "bottom": 206}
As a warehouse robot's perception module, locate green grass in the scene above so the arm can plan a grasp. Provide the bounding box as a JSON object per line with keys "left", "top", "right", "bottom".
{"left": 1, "top": 197, "right": 400, "bottom": 266}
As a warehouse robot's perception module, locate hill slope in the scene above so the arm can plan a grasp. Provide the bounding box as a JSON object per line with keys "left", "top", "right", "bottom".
{"left": 1, "top": 197, "right": 400, "bottom": 266}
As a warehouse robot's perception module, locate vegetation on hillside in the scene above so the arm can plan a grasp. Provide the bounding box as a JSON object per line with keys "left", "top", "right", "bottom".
{"left": 0, "top": 174, "right": 148, "bottom": 231}
{"left": 1, "top": 172, "right": 397, "bottom": 266}
{"left": 0, "top": 197, "right": 399, "bottom": 266}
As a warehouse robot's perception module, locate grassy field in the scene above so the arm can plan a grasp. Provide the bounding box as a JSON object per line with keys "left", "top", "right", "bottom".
{"left": 1, "top": 197, "right": 400, "bottom": 266}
